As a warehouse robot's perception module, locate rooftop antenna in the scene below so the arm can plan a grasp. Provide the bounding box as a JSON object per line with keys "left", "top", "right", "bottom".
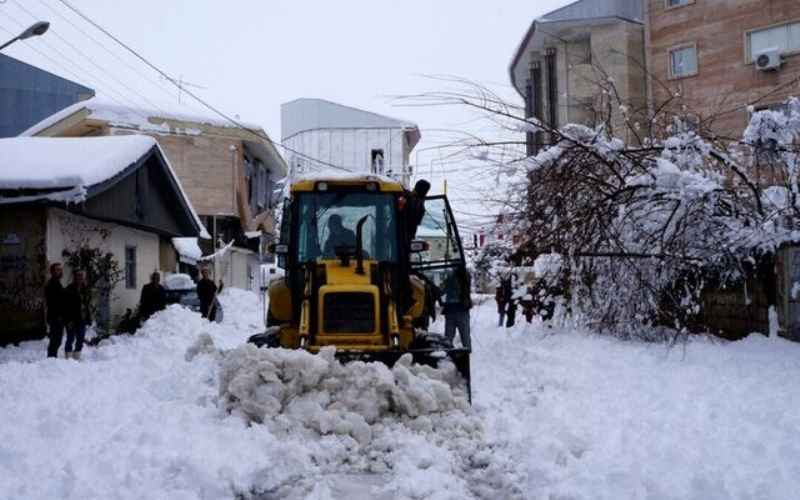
{"left": 160, "top": 74, "right": 207, "bottom": 104}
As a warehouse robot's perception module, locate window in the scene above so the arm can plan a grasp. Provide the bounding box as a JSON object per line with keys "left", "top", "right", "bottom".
{"left": 747, "top": 21, "right": 800, "bottom": 62}
{"left": 370, "top": 149, "right": 385, "bottom": 174}
{"left": 296, "top": 192, "right": 397, "bottom": 263}
{"left": 665, "top": 0, "right": 692, "bottom": 8}
{"left": 125, "top": 246, "right": 137, "bottom": 289}
{"left": 669, "top": 45, "right": 698, "bottom": 78}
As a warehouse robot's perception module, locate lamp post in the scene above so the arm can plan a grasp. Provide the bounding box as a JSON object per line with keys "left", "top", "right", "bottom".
{"left": 0, "top": 21, "right": 50, "bottom": 52}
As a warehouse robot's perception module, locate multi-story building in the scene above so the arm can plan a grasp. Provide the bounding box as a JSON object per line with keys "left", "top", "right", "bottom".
{"left": 509, "top": 0, "right": 648, "bottom": 152}
{"left": 281, "top": 98, "right": 421, "bottom": 186}
{"left": 646, "top": 0, "right": 800, "bottom": 136}
{"left": 0, "top": 54, "right": 94, "bottom": 137}
{"left": 21, "top": 97, "right": 287, "bottom": 291}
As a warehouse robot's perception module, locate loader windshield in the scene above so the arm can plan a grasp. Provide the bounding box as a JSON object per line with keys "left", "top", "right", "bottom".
{"left": 296, "top": 192, "right": 398, "bottom": 263}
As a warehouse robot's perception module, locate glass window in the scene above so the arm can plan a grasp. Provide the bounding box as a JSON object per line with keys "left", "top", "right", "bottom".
{"left": 296, "top": 192, "right": 397, "bottom": 263}
{"left": 412, "top": 197, "right": 463, "bottom": 265}
{"left": 670, "top": 46, "right": 697, "bottom": 77}
{"left": 125, "top": 246, "right": 137, "bottom": 289}
{"left": 666, "top": 0, "right": 690, "bottom": 6}
{"left": 748, "top": 22, "right": 800, "bottom": 61}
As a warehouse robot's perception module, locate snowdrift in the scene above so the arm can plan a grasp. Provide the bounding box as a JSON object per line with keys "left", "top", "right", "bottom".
{"left": 200, "top": 339, "right": 469, "bottom": 444}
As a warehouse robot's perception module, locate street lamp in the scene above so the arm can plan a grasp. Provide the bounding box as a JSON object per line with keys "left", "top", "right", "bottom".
{"left": 0, "top": 21, "right": 50, "bottom": 52}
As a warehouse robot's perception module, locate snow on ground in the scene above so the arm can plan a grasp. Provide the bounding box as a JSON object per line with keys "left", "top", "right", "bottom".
{"left": 2, "top": 290, "right": 800, "bottom": 499}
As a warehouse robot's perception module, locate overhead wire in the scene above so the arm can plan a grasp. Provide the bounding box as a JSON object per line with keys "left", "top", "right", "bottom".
{"left": 54, "top": 0, "right": 355, "bottom": 173}
{"left": 0, "top": 15, "right": 156, "bottom": 126}
{"left": 33, "top": 0, "right": 179, "bottom": 103}
{"left": 11, "top": 0, "right": 176, "bottom": 119}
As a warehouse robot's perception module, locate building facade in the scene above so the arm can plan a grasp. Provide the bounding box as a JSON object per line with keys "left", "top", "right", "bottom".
{"left": 0, "top": 54, "right": 93, "bottom": 138}
{"left": 646, "top": 0, "right": 800, "bottom": 136}
{"left": 21, "top": 98, "right": 287, "bottom": 291}
{"left": 509, "top": 0, "right": 647, "bottom": 152}
{"left": 281, "top": 98, "right": 421, "bottom": 186}
{"left": 0, "top": 136, "right": 206, "bottom": 343}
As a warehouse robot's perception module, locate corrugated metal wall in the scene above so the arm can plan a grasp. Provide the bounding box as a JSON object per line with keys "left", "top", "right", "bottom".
{"left": 0, "top": 54, "right": 94, "bottom": 137}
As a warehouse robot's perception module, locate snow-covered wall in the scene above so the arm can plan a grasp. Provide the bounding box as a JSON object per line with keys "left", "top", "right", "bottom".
{"left": 46, "top": 208, "right": 160, "bottom": 326}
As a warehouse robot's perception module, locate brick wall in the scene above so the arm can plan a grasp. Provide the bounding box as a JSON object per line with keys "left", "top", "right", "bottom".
{"left": 648, "top": 0, "right": 800, "bottom": 137}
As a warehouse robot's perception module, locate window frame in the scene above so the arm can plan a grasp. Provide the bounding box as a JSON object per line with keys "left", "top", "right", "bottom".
{"left": 664, "top": 0, "right": 694, "bottom": 11}
{"left": 125, "top": 245, "right": 137, "bottom": 290}
{"left": 668, "top": 43, "right": 699, "bottom": 80}
{"left": 744, "top": 19, "right": 800, "bottom": 64}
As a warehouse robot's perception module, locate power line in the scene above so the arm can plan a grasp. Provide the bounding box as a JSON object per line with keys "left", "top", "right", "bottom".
{"left": 0, "top": 15, "right": 155, "bottom": 126}
{"left": 55, "top": 0, "right": 355, "bottom": 173}
{"left": 33, "top": 0, "right": 180, "bottom": 103}
{"left": 11, "top": 0, "right": 175, "bottom": 119}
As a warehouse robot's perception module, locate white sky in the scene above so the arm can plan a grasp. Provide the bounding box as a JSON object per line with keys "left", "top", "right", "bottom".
{"left": 0, "top": 0, "right": 571, "bottom": 234}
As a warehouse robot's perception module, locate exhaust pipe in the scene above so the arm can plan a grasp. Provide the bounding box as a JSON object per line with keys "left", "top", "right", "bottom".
{"left": 355, "top": 215, "right": 369, "bottom": 275}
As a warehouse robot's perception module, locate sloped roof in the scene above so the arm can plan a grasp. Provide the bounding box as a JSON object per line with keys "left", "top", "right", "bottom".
{"left": 281, "top": 98, "right": 421, "bottom": 148}
{"left": 509, "top": 0, "right": 643, "bottom": 96}
{"left": 0, "top": 135, "right": 209, "bottom": 238}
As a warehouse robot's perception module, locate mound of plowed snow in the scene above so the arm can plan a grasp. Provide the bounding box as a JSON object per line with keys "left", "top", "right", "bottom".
{"left": 208, "top": 340, "right": 468, "bottom": 444}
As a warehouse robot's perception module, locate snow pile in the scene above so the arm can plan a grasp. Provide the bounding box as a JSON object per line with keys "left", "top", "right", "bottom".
{"left": 164, "top": 272, "right": 196, "bottom": 291}
{"left": 217, "top": 344, "right": 467, "bottom": 444}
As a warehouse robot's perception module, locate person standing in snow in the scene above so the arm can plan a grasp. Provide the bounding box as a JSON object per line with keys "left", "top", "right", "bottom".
{"left": 197, "top": 267, "right": 221, "bottom": 321}
{"left": 139, "top": 272, "right": 166, "bottom": 321}
{"left": 502, "top": 274, "right": 517, "bottom": 328}
{"left": 45, "top": 263, "right": 66, "bottom": 358}
{"left": 441, "top": 270, "right": 472, "bottom": 349}
{"left": 495, "top": 284, "right": 507, "bottom": 327}
{"left": 63, "top": 270, "right": 91, "bottom": 360}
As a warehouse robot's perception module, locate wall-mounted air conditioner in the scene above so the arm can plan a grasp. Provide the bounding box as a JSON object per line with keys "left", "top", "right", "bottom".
{"left": 755, "top": 48, "right": 782, "bottom": 71}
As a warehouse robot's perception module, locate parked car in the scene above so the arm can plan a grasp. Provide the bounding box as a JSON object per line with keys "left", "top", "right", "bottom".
{"left": 163, "top": 273, "right": 223, "bottom": 322}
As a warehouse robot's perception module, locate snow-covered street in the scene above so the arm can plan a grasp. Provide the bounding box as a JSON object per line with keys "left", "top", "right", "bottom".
{"left": 2, "top": 290, "right": 800, "bottom": 500}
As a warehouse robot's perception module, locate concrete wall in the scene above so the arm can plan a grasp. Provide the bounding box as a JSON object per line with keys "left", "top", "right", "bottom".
{"left": 647, "top": 0, "right": 800, "bottom": 137}
{"left": 46, "top": 208, "right": 160, "bottom": 327}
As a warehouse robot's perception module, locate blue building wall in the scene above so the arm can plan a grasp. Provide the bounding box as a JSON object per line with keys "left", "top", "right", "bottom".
{"left": 0, "top": 54, "right": 94, "bottom": 137}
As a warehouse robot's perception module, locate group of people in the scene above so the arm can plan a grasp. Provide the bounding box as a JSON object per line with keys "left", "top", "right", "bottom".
{"left": 495, "top": 274, "right": 555, "bottom": 328}
{"left": 45, "top": 263, "right": 92, "bottom": 359}
{"left": 137, "top": 267, "right": 222, "bottom": 321}
{"left": 45, "top": 263, "right": 222, "bottom": 359}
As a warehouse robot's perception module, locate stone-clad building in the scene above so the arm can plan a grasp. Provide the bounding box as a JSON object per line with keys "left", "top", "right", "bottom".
{"left": 509, "top": 0, "right": 648, "bottom": 152}
{"left": 646, "top": 0, "right": 800, "bottom": 136}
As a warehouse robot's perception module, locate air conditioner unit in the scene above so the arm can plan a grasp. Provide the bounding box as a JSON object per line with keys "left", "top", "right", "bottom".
{"left": 755, "top": 48, "right": 782, "bottom": 71}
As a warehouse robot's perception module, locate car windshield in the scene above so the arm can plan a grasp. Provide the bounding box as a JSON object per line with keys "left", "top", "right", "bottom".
{"left": 296, "top": 192, "right": 398, "bottom": 263}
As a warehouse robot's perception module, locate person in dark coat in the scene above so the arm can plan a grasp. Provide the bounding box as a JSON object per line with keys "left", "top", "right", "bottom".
{"left": 63, "top": 270, "right": 91, "bottom": 360}
{"left": 45, "top": 263, "right": 65, "bottom": 358}
{"left": 501, "top": 275, "right": 517, "bottom": 328}
{"left": 322, "top": 214, "right": 357, "bottom": 257}
{"left": 197, "top": 267, "right": 221, "bottom": 320}
{"left": 139, "top": 272, "right": 166, "bottom": 321}
{"left": 494, "top": 284, "right": 507, "bottom": 327}
{"left": 405, "top": 179, "right": 431, "bottom": 242}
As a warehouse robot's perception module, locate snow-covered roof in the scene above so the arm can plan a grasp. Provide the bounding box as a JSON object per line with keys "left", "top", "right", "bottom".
{"left": 0, "top": 135, "right": 209, "bottom": 238}
{"left": 0, "top": 135, "right": 157, "bottom": 190}
{"left": 281, "top": 98, "right": 421, "bottom": 149}
{"left": 20, "top": 96, "right": 262, "bottom": 137}
{"left": 173, "top": 237, "right": 203, "bottom": 264}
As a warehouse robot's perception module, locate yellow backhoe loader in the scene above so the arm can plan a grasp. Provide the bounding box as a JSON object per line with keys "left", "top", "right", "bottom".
{"left": 248, "top": 175, "right": 472, "bottom": 400}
